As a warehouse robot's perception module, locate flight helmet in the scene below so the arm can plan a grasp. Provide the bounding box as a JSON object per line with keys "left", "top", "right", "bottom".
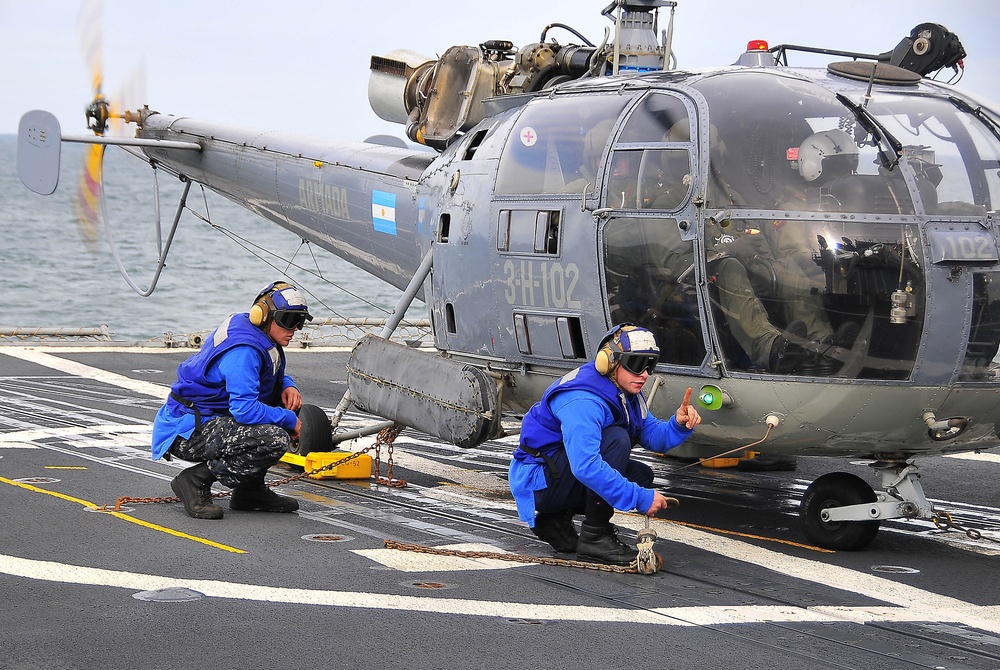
{"left": 797, "top": 129, "right": 858, "bottom": 182}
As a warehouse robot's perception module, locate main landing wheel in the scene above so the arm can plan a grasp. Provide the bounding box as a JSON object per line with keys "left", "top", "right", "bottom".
{"left": 800, "top": 472, "right": 880, "bottom": 551}
{"left": 295, "top": 404, "right": 334, "bottom": 455}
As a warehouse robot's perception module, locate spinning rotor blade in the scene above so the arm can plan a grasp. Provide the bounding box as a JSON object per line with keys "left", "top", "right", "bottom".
{"left": 74, "top": 0, "right": 105, "bottom": 242}
{"left": 74, "top": 144, "right": 104, "bottom": 243}
{"left": 72, "top": 0, "right": 147, "bottom": 243}
{"left": 108, "top": 61, "right": 147, "bottom": 135}
{"left": 78, "top": 0, "right": 103, "bottom": 103}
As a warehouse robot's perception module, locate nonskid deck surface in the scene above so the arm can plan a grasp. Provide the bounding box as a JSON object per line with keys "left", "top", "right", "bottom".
{"left": 2, "top": 344, "right": 1000, "bottom": 668}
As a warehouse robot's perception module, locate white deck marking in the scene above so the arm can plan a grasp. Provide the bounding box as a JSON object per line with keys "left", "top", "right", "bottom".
{"left": 0, "top": 551, "right": 996, "bottom": 630}
{"left": 612, "top": 515, "right": 1000, "bottom": 632}
{"left": 353, "top": 543, "right": 531, "bottom": 572}
{"left": 3, "top": 347, "right": 169, "bottom": 399}
{"left": 946, "top": 451, "right": 1000, "bottom": 464}
{"left": 0, "top": 424, "right": 152, "bottom": 443}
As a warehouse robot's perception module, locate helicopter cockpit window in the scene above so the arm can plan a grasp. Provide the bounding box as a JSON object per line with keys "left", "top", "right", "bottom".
{"left": 618, "top": 93, "right": 690, "bottom": 144}
{"left": 961, "top": 272, "right": 1000, "bottom": 381}
{"left": 495, "top": 95, "right": 634, "bottom": 196}
{"left": 603, "top": 216, "right": 707, "bottom": 367}
{"left": 704, "top": 216, "right": 924, "bottom": 379}
{"left": 691, "top": 72, "right": 1000, "bottom": 215}
{"left": 611, "top": 93, "right": 694, "bottom": 210}
{"left": 606, "top": 149, "right": 692, "bottom": 210}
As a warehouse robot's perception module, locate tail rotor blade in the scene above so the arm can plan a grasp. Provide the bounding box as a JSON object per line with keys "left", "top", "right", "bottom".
{"left": 108, "top": 59, "right": 147, "bottom": 135}
{"left": 77, "top": 0, "right": 103, "bottom": 101}
{"left": 74, "top": 143, "right": 104, "bottom": 243}
{"left": 75, "top": 0, "right": 106, "bottom": 241}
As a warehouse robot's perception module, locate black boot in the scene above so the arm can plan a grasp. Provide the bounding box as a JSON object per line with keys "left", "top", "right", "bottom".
{"left": 531, "top": 511, "right": 579, "bottom": 553}
{"left": 767, "top": 320, "right": 808, "bottom": 374}
{"left": 576, "top": 522, "right": 638, "bottom": 566}
{"left": 229, "top": 482, "right": 299, "bottom": 513}
{"left": 170, "top": 462, "right": 224, "bottom": 519}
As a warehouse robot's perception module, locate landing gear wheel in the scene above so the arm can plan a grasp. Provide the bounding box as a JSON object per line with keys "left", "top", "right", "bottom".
{"left": 295, "top": 404, "right": 334, "bottom": 456}
{"left": 800, "top": 472, "right": 880, "bottom": 551}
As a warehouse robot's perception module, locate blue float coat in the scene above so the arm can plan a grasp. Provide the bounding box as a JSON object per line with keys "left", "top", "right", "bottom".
{"left": 151, "top": 313, "right": 298, "bottom": 460}
{"left": 510, "top": 362, "right": 693, "bottom": 525}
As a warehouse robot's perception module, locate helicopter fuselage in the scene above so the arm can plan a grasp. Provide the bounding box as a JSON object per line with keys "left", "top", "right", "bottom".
{"left": 134, "top": 56, "right": 1000, "bottom": 462}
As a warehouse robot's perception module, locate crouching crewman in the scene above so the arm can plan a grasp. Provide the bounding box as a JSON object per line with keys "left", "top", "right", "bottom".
{"left": 151, "top": 281, "right": 313, "bottom": 519}
{"left": 509, "top": 324, "right": 701, "bottom": 565}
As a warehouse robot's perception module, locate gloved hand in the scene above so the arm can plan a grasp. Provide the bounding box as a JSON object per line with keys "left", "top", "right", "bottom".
{"left": 715, "top": 232, "right": 770, "bottom": 266}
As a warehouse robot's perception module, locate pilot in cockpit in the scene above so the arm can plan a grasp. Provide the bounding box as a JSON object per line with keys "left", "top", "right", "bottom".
{"left": 652, "top": 121, "right": 858, "bottom": 374}
{"left": 761, "top": 129, "right": 863, "bottom": 292}
{"left": 788, "top": 127, "right": 932, "bottom": 216}
{"left": 793, "top": 128, "right": 861, "bottom": 210}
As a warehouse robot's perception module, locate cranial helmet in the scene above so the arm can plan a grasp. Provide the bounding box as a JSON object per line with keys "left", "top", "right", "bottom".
{"left": 797, "top": 129, "right": 858, "bottom": 182}
{"left": 594, "top": 323, "right": 660, "bottom": 376}
{"left": 249, "top": 280, "right": 313, "bottom": 330}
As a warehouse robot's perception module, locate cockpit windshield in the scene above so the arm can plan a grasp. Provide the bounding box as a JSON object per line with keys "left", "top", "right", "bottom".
{"left": 690, "top": 71, "right": 1000, "bottom": 215}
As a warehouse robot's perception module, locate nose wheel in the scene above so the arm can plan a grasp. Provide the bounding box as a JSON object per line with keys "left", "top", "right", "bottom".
{"left": 800, "top": 472, "right": 881, "bottom": 550}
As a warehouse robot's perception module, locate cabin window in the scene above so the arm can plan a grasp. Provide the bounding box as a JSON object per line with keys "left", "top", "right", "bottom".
{"left": 606, "top": 149, "right": 692, "bottom": 210}
{"left": 603, "top": 216, "right": 707, "bottom": 366}
{"left": 704, "top": 216, "right": 923, "bottom": 379}
{"left": 960, "top": 272, "right": 1000, "bottom": 381}
{"left": 495, "top": 94, "right": 634, "bottom": 195}
{"left": 606, "top": 92, "right": 694, "bottom": 210}
{"left": 617, "top": 92, "right": 690, "bottom": 144}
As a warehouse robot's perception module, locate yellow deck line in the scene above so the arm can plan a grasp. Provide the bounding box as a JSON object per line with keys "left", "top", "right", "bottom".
{"left": 0, "top": 475, "right": 245, "bottom": 554}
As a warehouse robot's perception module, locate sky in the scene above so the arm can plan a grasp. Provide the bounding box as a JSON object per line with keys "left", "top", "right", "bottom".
{"left": 2, "top": 0, "right": 999, "bottom": 142}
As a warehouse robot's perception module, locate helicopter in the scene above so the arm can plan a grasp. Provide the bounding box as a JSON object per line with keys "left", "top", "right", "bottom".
{"left": 15, "top": 0, "right": 1000, "bottom": 551}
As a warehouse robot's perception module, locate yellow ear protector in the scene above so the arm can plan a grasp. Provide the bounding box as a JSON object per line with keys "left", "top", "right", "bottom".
{"left": 595, "top": 323, "right": 636, "bottom": 376}
{"left": 249, "top": 281, "right": 294, "bottom": 327}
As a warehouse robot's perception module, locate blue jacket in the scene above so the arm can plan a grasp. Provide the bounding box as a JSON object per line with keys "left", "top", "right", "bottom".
{"left": 150, "top": 313, "right": 298, "bottom": 460}
{"left": 509, "top": 362, "right": 693, "bottom": 525}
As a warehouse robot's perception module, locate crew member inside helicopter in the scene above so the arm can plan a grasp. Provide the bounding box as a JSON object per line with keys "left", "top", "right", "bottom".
{"left": 641, "top": 120, "right": 858, "bottom": 375}
{"left": 509, "top": 324, "right": 701, "bottom": 566}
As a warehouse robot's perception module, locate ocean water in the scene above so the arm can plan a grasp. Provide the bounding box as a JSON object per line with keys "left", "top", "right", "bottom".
{"left": 0, "top": 135, "right": 420, "bottom": 341}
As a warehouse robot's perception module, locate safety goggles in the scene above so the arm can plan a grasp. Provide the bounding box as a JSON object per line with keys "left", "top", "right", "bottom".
{"left": 273, "top": 309, "right": 313, "bottom": 331}
{"left": 618, "top": 353, "right": 658, "bottom": 375}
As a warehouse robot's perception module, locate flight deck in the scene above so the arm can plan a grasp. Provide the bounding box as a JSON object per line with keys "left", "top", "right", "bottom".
{"left": 2, "top": 342, "right": 1000, "bottom": 669}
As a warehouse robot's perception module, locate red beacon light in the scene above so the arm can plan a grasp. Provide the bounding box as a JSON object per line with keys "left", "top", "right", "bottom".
{"left": 737, "top": 40, "right": 777, "bottom": 67}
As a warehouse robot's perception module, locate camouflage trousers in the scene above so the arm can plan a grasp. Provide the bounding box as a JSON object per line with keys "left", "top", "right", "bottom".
{"left": 168, "top": 416, "right": 291, "bottom": 488}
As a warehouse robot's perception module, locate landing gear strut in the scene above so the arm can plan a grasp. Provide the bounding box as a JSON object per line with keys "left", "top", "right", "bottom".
{"left": 800, "top": 459, "right": 933, "bottom": 550}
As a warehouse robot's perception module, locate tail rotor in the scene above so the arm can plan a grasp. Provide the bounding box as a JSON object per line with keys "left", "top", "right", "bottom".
{"left": 73, "top": 0, "right": 146, "bottom": 243}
